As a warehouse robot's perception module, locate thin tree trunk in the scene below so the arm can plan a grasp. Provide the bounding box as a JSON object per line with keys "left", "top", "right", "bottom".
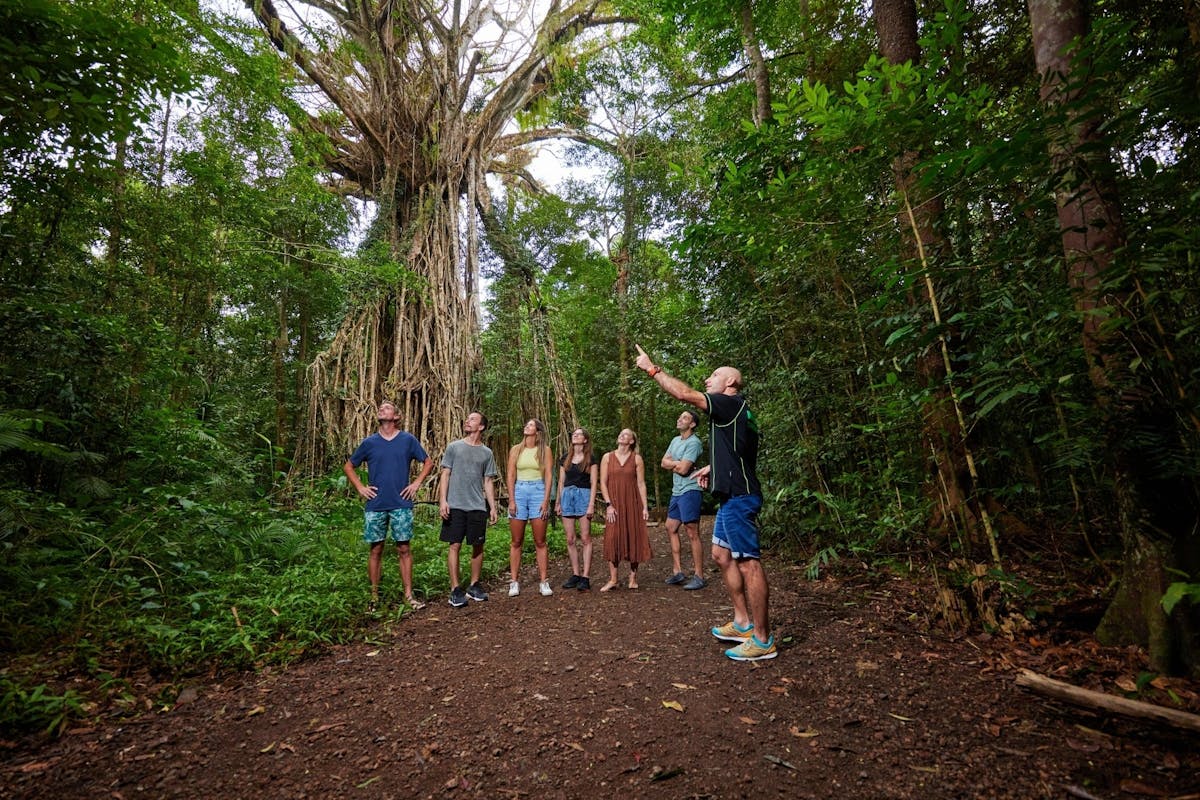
{"left": 736, "top": 0, "right": 773, "bottom": 126}
{"left": 873, "top": 0, "right": 979, "bottom": 542}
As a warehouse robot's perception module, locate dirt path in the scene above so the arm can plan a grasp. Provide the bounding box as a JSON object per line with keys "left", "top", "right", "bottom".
{"left": 3, "top": 523, "right": 1197, "bottom": 799}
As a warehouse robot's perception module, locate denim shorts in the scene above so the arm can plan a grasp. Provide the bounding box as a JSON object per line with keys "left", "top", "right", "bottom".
{"left": 363, "top": 508, "right": 414, "bottom": 544}
{"left": 511, "top": 480, "right": 546, "bottom": 520}
{"left": 667, "top": 489, "right": 702, "bottom": 524}
{"left": 711, "top": 494, "right": 763, "bottom": 559}
{"left": 559, "top": 486, "right": 591, "bottom": 518}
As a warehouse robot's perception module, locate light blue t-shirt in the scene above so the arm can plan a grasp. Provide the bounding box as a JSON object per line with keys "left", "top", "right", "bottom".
{"left": 667, "top": 434, "right": 703, "bottom": 496}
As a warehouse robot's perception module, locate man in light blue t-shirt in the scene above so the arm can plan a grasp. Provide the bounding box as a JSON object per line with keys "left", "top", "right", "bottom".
{"left": 661, "top": 409, "right": 706, "bottom": 590}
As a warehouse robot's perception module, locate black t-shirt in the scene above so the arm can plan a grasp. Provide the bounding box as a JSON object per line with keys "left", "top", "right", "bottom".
{"left": 560, "top": 453, "right": 600, "bottom": 489}
{"left": 705, "top": 392, "right": 761, "bottom": 499}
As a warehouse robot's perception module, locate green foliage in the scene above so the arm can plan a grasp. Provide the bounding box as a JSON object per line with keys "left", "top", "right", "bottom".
{"left": 0, "top": 679, "right": 85, "bottom": 736}
{"left": 1161, "top": 583, "right": 1200, "bottom": 616}
{"left": 0, "top": 0, "right": 193, "bottom": 176}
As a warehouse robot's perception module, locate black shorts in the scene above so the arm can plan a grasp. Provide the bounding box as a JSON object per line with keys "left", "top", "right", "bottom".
{"left": 440, "top": 508, "right": 488, "bottom": 546}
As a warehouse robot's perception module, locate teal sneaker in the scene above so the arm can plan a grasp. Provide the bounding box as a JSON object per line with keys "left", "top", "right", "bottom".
{"left": 711, "top": 620, "right": 754, "bottom": 643}
{"left": 725, "top": 634, "right": 777, "bottom": 662}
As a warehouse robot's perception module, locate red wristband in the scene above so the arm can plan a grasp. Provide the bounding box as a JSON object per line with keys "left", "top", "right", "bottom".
{"left": 648, "top": 365, "right": 661, "bottom": 377}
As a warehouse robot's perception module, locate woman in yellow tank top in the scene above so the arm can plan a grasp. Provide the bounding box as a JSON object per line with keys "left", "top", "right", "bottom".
{"left": 506, "top": 418, "right": 554, "bottom": 596}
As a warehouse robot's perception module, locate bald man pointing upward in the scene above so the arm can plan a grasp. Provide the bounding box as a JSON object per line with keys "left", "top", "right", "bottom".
{"left": 634, "top": 345, "right": 775, "bottom": 661}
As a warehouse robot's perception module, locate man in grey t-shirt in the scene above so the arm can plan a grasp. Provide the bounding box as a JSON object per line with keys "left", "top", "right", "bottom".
{"left": 439, "top": 411, "right": 499, "bottom": 608}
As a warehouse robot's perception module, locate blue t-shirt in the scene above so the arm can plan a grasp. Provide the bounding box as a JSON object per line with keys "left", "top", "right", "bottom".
{"left": 705, "top": 392, "right": 760, "bottom": 499}
{"left": 348, "top": 431, "right": 430, "bottom": 512}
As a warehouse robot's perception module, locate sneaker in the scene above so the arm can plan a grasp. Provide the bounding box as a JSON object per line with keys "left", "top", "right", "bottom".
{"left": 725, "top": 634, "right": 777, "bottom": 662}
{"left": 448, "top": 586, "right": 468, "bottom": 608}
{"left": 508, "top": 581, "right": 520, "bottom": 597}
{"left": 664, "top": 571, "right": 687, "bottom": 586}
{"left": 465, "top": 582, "right": 488, "bottom": 602}
{"left": 682, "top": 575, "right": 707, "bottom": 591}
{"left": 562, "top": 574, "right": 581, "bottom": 590}
{"left": 711, "top": 620, "right": 754, "bottom": 643}
{"left": 538, "top": 580, "right": 553, "bottom": 597}
{"left": 576, "top": 577, "right": 591, "bottom": 591}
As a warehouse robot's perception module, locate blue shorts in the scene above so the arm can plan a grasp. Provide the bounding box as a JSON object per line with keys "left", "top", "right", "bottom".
{"left": 560, "top": 486, "right": 591, "bottom": 518}
{"left": 511, "top": 480, "right": 546, "bottom": 520}
{"left": 711, "top": 494, "right": 763, "bottom": 559}
{"left": 363, "top": 508, "right": 414, "bottom": 545}
{"left": 667, "top": 490, "right": 702, "bottom": 524}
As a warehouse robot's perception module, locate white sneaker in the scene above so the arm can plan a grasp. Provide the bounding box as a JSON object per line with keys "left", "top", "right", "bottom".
{"left": 508, "top": 581, "right": 520, "bottom": 597}
{"left": 539, "top": 580, "right": 553, "bottom": 596}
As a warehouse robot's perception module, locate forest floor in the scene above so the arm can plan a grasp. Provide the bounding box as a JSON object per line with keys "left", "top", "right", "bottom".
{"left": 3, "top": 520, "right": 1199, "bottom": 800}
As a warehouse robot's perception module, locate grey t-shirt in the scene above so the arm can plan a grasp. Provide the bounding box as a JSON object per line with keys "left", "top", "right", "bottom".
{"left": 441, "top": 439, "right": 498, "bottom": 512}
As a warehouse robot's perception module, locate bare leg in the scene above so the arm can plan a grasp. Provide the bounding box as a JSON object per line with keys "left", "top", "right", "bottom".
{"left": 712, "top": 544, "right": 750, "bottom": 628}
{"left": 509, "top": 518, "right": 526, "bottom": 582}
{"left": 532, "top": 517, "right": 550, "bottom": 582}
{"left": 685, "top": 521, "right": 704, "bottom": 576}
{"left": 738, "top": 558, "right": 771, "bottom": 640}
{"left": 579, "top": 517, "right": 592, "bottom": 579}
{"left": 468, "top": 542, "right": 485, "bottom": 585}
{"left": 396, "top": 542, "right": 414, "bottom": 599}
{"left": 563, "top": 517, "right": 580, "bottom": 576}
{"left": 447, "top": 542, "right": 462, "bottom": 589}
{"left": 665, "top": 518, "right": 683, "bottom": 575}
{"left": 368, "top": 542, "right": 384, "bottom": 595}
{"left": 601, "top": 562, "right": 619, "bottom": 591}
{"left": 628, "top": 563, "right": 639, "bottom": 589}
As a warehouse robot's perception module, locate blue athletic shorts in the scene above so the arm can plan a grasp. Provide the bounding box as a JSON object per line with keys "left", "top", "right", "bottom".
{"left": 511, "top": 480, "right": 546, "bottom": 520}
{"left": 559, "top": 486, "right": 591, "bottom": 518}
{"left": 711, "top": 494, "right": 763, "bottom": 559}
{"left": 363, "top": 508, "right": 414, "bottom": 545}
{"left": 667, "top": 489, "right": 702, "bottom": 524}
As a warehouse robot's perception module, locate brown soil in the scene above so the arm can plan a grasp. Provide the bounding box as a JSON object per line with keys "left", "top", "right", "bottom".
{"left": 3, "top": 521, "right": 1198, "bottom": 800}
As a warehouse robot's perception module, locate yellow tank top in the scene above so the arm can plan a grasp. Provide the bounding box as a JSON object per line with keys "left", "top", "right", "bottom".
{"left": 516, "top": 447, "right": 543, "bottom": 481}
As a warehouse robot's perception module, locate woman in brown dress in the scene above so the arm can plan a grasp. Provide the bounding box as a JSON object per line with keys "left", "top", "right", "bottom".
{"left": 599, "top": 428, "right": 651, "bottom": 591}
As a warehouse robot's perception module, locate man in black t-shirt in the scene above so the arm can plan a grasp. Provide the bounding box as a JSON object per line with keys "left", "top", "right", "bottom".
{"left": 634, "top": 345, "right": 775, "bottom": 661}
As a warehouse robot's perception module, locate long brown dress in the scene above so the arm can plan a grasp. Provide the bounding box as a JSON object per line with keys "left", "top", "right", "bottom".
{"left": 602, "top": 451, "right": 652, "bottom": 565}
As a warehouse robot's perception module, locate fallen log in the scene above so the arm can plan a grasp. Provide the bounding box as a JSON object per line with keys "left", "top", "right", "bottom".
{"left": 1015, "top": 668, "right": 1200, "bottom": 734}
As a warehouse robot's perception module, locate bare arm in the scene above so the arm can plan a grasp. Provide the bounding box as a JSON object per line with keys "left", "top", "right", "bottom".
{"left": 438, "top": 465, "right": 452, "bottom": 519}
{"left": 556, "top": 462, "right": 567, "bottom": 512}
{"left": 635, "top": 344, "right": 706, "bottom": 410}
{"left": 600, "top": 453, "right": 616, "bottom": 524}
{"left": 539, "top": 453, "right": 553, "bottom": 517}
{"left": 344, "top": 460, "right": 376, "bottom": 500}
{"left": 587, "top": 463, "right": 598, "bottom": 518}
{"left": 662, "top": 449, "right": 695, "bottom": 475}
{"left": 401, "top": 458, "right": 434, "bottom": 501}
{"left": 506, "top": 445, "right": 519, "bottom": 511}
{"left": 636, "top": 455, "right": 649, "bottom": 521}
{"left": 484, "top": 476, "right": 498, "bottom": 524}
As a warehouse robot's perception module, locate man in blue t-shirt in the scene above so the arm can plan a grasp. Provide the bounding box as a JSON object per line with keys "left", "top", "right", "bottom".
{"left": 635, "top": 344, "right": 774, "bottom": 662}
{"left": 661, "top": 409, "right": 706, "bottom": 591}
{"left": 344, "top": 402, "right": 434, "bottom": 613}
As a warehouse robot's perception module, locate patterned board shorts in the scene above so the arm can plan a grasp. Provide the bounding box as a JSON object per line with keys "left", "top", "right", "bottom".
{"left": 363, "top": 508, "right": 414, "bottom": 544}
